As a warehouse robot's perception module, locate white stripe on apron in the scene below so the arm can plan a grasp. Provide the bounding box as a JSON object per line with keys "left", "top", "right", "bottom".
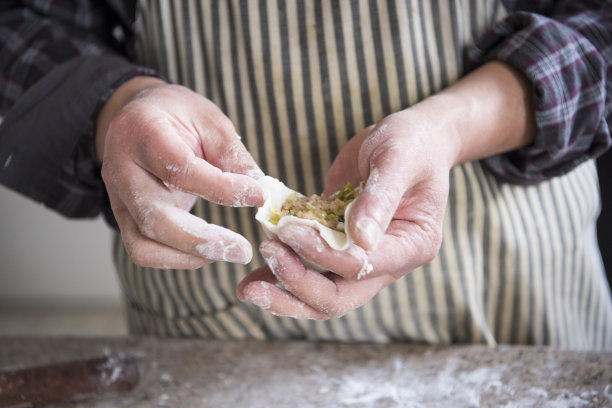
{"left": 112, "top": 0, "right": 612, "bottom": 348}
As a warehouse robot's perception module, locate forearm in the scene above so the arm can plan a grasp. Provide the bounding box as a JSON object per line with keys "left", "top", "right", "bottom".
{"left": 0, "top": 0, "right": 160, "bottom": 219}
{"left": 411, "top": 61, "right": 536, "bottom": 169}
{"left": 466, "top": 0, "right": 611, "bottom": 183}
{"left": 0, "top": 55, "right": 159, "bottom": 217}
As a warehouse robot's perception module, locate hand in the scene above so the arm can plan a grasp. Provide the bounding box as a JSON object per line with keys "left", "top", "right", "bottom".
{"left": 237, "top": 111, "right": 452, "bottom": 319}
{"left": 237, "top": 61, "right": 536, "bottom": 319}
{"left": 96, "top": 77, "right": 265, "bottom": 269}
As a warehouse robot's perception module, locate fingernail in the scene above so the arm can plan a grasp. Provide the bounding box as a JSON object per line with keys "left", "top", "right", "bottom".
{"left": 228, "top": 245, "right": 252, "bottom": 264}
{"left": 248, "top": 296, "right": 271, "bottom": 309}
{"left": 245, "top": 283, "right": 271, "bottom": 309}
{"left": 355, "top": 217, "right": 382, "bottom": 250}
{"left": 241, "top": 182, "right": 265, "bottom": 207}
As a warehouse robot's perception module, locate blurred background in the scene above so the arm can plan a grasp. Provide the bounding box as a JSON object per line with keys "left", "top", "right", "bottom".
{"left": 0, "top": 185, "right": 126, "bottom": 336}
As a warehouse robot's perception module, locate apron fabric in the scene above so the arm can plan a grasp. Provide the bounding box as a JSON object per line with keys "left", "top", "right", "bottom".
{"left": 113, "top": 0, "right": 612, "bottom": 348}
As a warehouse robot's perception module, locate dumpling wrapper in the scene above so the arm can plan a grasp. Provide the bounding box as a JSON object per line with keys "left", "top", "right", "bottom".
{"left": 255, "top": 176, "right": 354, "bottom": 251}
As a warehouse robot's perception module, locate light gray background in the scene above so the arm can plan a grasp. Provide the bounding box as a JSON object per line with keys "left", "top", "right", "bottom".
{"left": 0, "top": 185, "right": 120, "bottom": 307}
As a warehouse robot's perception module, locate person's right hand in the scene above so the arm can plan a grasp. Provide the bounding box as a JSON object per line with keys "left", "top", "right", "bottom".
{"left": 95, "top": 77, "right": 265, "bottom": 269}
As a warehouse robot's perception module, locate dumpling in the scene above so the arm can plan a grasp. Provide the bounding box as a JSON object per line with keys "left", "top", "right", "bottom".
{"left": 255, "top": 176, "right": 360, "bottom": 251}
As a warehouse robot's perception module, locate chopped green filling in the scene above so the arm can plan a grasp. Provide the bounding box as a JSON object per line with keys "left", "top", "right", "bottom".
{"left": 270, "top": 182, "right": 361, "bottom": 231}
{"left": 269, "top": 208, "right": 281, "bottom": 226}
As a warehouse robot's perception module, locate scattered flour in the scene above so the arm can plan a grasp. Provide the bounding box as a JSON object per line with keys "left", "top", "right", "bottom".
{"left": 89, "top": 349, "right": 607, "bottom": 408}
{"left": 356, "top": 262, "right": 374, "bottom": 280}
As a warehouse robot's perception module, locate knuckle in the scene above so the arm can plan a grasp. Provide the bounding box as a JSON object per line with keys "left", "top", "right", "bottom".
{"left": 108, "top": 105, "right": 149, "bottom": 140}
{"left": 213, "top": 115, "right": 236, "bottom": 137}
{"left": 422, "top": 245, "right": 439, "bottom": 265}
{"left": 108, "top": 108, "right": 133, "bottom": 132}
{"left": 163, "top": 162, "right": 188, "bottom": 190}
{"left": 224, "top": 141, "right": 247, "bottom": 162}
{"left": 422, "top": 227, "right": 443, "bottom": 264}
{"left": 125, "top": 240, "right": 152, "bottom": 267}
{"left": 133, "top": 204, "right": 161, "bottom": 239}
{"left": 205, "top": 109, "right": 234, "bottom": 138}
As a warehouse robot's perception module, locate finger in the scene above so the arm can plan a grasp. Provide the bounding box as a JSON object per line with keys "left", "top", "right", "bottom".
{"left": 323, "top": 127, "right": 372, "bottom": 196}
{"left": 112, "top": 203, "right": 211, "bottom": 269}
{"left": 349, "top": 125, "right": 412, "bottom": 250}
{"left": 132, "top": 118, "right": 264, "bottom": 207}
{"left": 240, "top": 279, "right": 329, "bottom": 319}
{"left": 161, "top": 205, "right": 254, "bottom": 263}
{"left": 259, "top": 240, "right": 391, "bottom": 318}
{"left": 184, "top": 97, "right": 265, "bottom": 180}
{"left": 211, "top": 132, "right": 265, "bottom": 180}
{"left": 236, "top": 264, "right": 278, "bottom": 295}
{"left": 275, "top": 224, "right": 372, "bottom": 280}
{"left": 109, "top": 164, "right": 254, "bottom": 264}
{"left": 364, "top": 220, "right": 440, "bottom": 275}
{"left": 277, "top": 222, "right": 434, "bottom": 280}
{"left": 237, "top": 265, "right": 327, "bottom": 319}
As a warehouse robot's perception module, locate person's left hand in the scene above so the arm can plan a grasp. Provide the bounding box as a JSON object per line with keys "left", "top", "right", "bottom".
{"left": 237, "top": 108, "right": 454, "bottom": 319}
{"left": 237, "top": 61, "right": 536, "bottom": 319}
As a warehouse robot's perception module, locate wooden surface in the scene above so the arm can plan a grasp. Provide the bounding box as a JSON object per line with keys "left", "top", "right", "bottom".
{"left": 0, "top": 337, "right": 610, "bottom": 407}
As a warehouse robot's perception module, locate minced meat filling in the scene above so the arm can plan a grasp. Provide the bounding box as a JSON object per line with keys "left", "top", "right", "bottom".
{"left": 270, "top": 182, "right": 362, "bottom": 231}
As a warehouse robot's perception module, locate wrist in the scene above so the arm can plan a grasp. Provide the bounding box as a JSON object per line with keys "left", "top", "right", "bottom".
{"left": 95, "top": 76, "right": 167, "bottom": 164}
{"left": 412, "top": 61, "right": 536, "bottom": 168}
{"left": 406, "top": 93, "right": 465, "bottom": 170}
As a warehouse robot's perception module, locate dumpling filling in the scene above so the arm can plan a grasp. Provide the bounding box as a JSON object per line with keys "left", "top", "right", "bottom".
{"left": 269, "top": 182, "right": 362, "bottom": 232}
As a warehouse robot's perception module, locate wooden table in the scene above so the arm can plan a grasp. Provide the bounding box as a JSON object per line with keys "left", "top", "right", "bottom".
{"left": 1, "top": 337, "right": 610, "bottom": 407}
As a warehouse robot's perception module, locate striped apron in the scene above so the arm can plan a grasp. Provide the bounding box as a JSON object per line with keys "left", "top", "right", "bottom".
{"left": 113, "top": 0, "right": 612, "bottom": 348}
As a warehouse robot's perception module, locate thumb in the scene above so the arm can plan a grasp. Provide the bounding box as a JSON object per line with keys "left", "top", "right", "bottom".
{"left": 348, "top": 125, "right": 408, "bottom": 251}
{"left": 213, "top": 133, "right": 265, "bottom": 180}
{"left": 206, "top": 130, "right": 266, "bottom": 206}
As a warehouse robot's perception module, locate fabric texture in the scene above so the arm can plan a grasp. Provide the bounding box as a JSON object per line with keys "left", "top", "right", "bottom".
{"left": 0, "top": 0, "right": 611, "bottom": 348}
{"left": 467, "top": 0, "right": 612, "bottom": 183}
{"left": 0, "top": 0, "right": 158, "bottom": 219}
{"left": 109, "top": 0, "right": 611, "bottom": 348}
{"left": 0, "top": 0, "right": 610, "bottom": 219}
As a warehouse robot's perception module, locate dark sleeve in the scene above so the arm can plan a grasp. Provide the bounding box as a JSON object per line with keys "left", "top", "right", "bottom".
{"left": 0, "top": 1, "right": 160, "bottom": 221}
{"left": 466, "top": 0, "right": 611, "bottom": 184}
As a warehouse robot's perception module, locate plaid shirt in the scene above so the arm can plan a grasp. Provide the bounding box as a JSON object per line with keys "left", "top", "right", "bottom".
{"left": 0, "top": 0, "right": 610, "bottom": 221}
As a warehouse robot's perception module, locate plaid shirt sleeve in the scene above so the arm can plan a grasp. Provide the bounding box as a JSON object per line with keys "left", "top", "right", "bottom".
{"left": 1, "top": 1, "right": 609, "bottom": 222}
{"left": 0, "top": 0, "right": 159, "bottom": 221}
{"left": 467, "top": 0, "right": 612, "bottom": 184}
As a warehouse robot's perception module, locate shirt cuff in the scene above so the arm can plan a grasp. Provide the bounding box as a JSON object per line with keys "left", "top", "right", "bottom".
{"left": 466, "top": 11, "right": 611, "bottom": 184}
{"left": 0, "top": 54, "right": 161, "bottom": 219}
